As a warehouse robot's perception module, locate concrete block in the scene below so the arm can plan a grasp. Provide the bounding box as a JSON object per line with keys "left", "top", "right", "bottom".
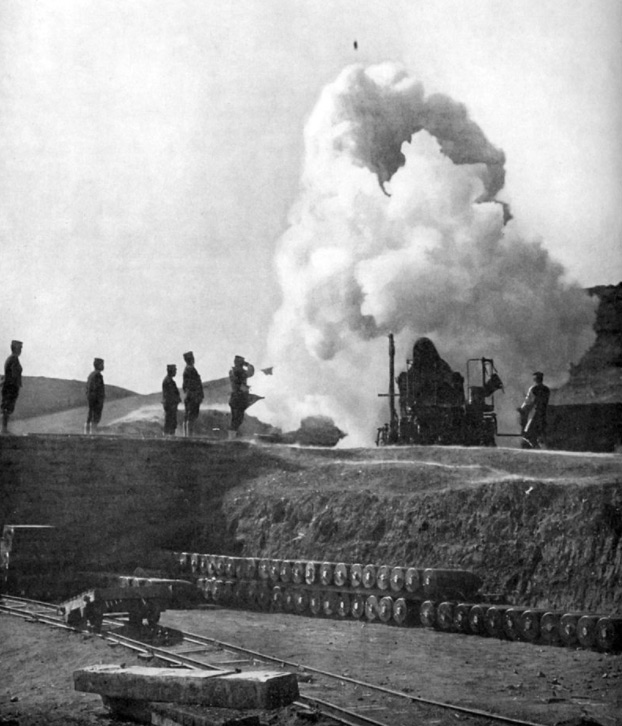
{"left": 74, "top": 665, "right": 299, "bottom": 710}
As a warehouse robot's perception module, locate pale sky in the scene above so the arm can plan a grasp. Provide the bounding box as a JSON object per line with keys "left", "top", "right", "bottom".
{"left": 0, "top": 0, "right": 620, "bottom": 393}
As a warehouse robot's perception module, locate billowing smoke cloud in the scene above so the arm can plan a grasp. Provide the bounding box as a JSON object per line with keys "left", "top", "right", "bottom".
{"left": 262, "top": 63, "right": 596, "bottom": 444}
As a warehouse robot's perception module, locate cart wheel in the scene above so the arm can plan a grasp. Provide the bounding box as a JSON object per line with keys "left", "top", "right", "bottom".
{"left": 146, "top": 601, "right": 161, "bottom": 629}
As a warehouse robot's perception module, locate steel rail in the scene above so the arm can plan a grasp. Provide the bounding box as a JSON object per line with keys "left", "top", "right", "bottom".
{"left": 1, "top": 596, "right": 548, "bottom": 726}
{"left": 174, "top": 627, "right": 548, "bottom": 726}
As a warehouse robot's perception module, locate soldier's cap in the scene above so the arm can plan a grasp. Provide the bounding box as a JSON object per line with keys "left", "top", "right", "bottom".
{"left": 533, "top": 371, "right": 544, "bottom": 379}
{"left": 183, "top": 351, "right": 194, "bottom": 361}
{"left": 94, "top": 358, "right": 104, "bottom": 365}
{"left": 11, "top": 340, "right": 23, "bottom": 347}
{"left": 234, "top": 354, "right": 245, "bottom": 362}
{"left": 167, "top": 364, "right": 177, "bottom": 371}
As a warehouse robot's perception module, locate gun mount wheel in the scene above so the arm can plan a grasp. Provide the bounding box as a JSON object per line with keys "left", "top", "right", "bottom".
{"left": 393, "top": 598, "right": 412, "bottom": 626}
{"left": 283, "top": 589, "right": 296, "bottom": 613}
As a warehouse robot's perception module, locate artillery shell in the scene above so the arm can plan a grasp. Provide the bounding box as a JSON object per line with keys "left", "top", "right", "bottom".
{"left": 390, "top": 567, "right": 405, "bottom": 593}
{"left": 292, "top": 561, "right": 306, "bottom": 584}
{"left": 224, "top": 557, "right": 236, "bottom": 578}
{"left": 279, "top": 560, "right": 293, "bottom": 583}
{"left": 540, "top": 612, "right": 562, "bottom": 645}
{"left": 268, "top": 560, "right": 281, "bottom": 582}
{"left": 519, "top": 609, "right": 547, "bottom": 642}
{"left": 468, "top": 605, "right": 488, "bottom": 636}
{"left": 234, "top": 558, "right": 246, "bottom": 579}
{"left": 271, "top": 585, "right": 284, "bottom": 612}
{"left": 595, "top": 616, "right": 622, "bottom": 652}
{"left": 378, "top": 596, "right": 393, "bottom": 623}
{"left": 309, "top": 591, "right": 322, "bottom": 616}
{"left": 577, "top": 615, "right": 600, "bottom": 650}
{"left": 257, "top": 559, "right": 271, "bottom": 580}
{"left": 283, "top": 589, "right": 296, "bottom": 613}
{"left": 320, "top": 562, "right": 334, "bottom": 586}
{"left": 350, "top": 564, "right": 363, "bottom": 588}
{"left": 365, "top": 595, "right": 379, "bottom": 621}
{"left": 484, "top": 606, "right": 509, "bottom": 639}
{"left": 351, "top": 593, "right": 365, "bottom": 619}
{"left": 393, "top": 597, "right": 418, "bottom": 626}
{"left": 419, "top": 600, "right": 437, "bottom": 629}
{"left": 256, "top": 584, "right": 271, "bottom": 611}
{"left": 559, "top": 613, "right": 582, "bottom": 647}
{"left": 190, "top": 553, "right": 200, "bottom": 573}
{"left": 453, "top": 603, "right": 473, "bottom": 633}
{"left": 405, "top": 567, "right": 423, "bottom": 596}
{"left": 436, "top": 601, "right": 455, "bottom": 631}
{"left": 334, "top": 563, "right": 348, "bottom": 587}
{"left": 294, "top": 589, "right": 309, "bottom": 614}
{"left": 337, "top": 592, "right": 350, "bottom": 618}
{"left": 322, "top": 591, "right": 337, "bottom": 617}
{"left": 214, "top": 556, "right": 226, "bottom": 577}
{"left": 362, "top": 564, "right": 376, "bottom": 589}
{"left": 305, "top": 561, "right": 319, "bottom": 586}
{"left": 376, "top": 566, "right": 391, "bottom": 591}
{"left": 502, "top": 607, "right": 526, "bottom": 641}
{"left": 244, "top": 558, "right": 258, "bottom": 580}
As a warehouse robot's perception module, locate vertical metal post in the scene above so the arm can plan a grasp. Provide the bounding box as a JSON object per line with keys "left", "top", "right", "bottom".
{"left": 388, "top": 334, "right": 398, "bottom": 443}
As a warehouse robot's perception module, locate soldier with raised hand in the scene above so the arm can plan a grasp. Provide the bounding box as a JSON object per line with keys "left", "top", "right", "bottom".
{"left": 182, "top": 351, "right": 204, "bottom": 437}
{"left": 162, "top": 364, "right": 181, "bottom": 436}
{"left": 1, "top": 340, "right": 23, "bottom": 434}
{"left": 85, "top": 358, "right": 105, "bottom": 434}
{"left": 228, "top": 354, "right": 255, "bottom": 439}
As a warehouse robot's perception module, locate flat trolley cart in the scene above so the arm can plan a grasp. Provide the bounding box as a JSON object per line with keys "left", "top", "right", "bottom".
{"left": 58, "top": 583, "right": 171, "bottom": 632}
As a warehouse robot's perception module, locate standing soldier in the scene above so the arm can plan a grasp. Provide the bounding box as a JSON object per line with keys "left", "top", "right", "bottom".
{"left": 1, "top": 340, "right": 23, "bottom": 434}
{"left": 85, "top": 358, "right": 105, "bottom": 434}
{"left": 228, "top": 355, "right": 254, "bottom": 439}
{"left": 182, "top": 351, "right": 204, "bottom": 437}
{"left": 518, "top": 371, "right": 550, "bottom": 449}
{"left": 162, "top": 364, "right": 181, "bottom": 436}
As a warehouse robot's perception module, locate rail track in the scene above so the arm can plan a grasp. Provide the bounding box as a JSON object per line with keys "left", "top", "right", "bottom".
{"left": 1, "top": 593, "right": 551, "bottom": 726}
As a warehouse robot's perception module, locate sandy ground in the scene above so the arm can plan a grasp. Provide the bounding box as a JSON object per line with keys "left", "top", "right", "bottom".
{"left": 2, "top": 605, "right": 621, "bottom": 726}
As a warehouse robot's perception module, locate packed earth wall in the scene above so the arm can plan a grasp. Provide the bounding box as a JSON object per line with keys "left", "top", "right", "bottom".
{"left": 0, "top": 436, "right": 620, "bottom": 613}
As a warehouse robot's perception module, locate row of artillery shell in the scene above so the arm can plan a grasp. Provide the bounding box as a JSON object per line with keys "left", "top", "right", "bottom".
{"left": 176, "top": 553, "right": 482, "bottom": 600}
{"left": 194, "top": 576, "right": 622, "bottom": 653}
{"left": 423, "top": 602, "right": 622, "bottom": 652}
{"left": 197, "top": 577, "right": 420, "bottom": 626}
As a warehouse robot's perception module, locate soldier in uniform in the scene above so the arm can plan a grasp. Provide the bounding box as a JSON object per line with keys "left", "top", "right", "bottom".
{"left": 85, "top": 358, "right": 105, "bottom": 434}
{"left": 182, "top": 351, "right": 204, "bottom": 437}
{"left": 518, "top": 371, "right": 551, "bottom": 449}
{"left": 162, "top": 364, "right": 181, "bottom": 436}
{"left": 1, "top": 340, "right": 23, "bottom": 434}
{"left": 228, "top": 355, "right": 255, "bottom": 439}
